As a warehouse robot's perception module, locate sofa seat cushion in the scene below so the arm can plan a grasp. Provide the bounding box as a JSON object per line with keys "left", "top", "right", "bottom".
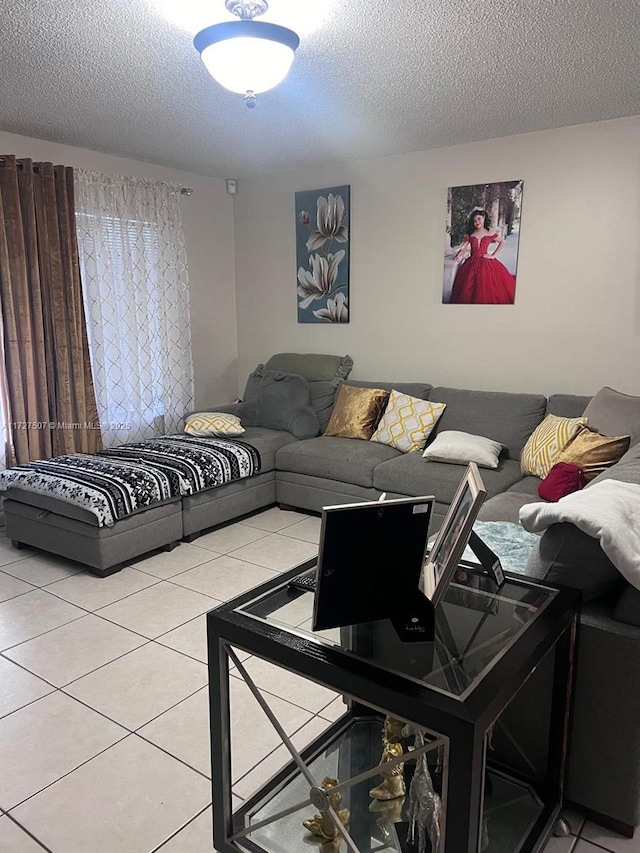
{"left": 477, "top": 491, "right": 538, "bottom": 525}
{"left": 239, "top": 428, "right": 299, "bottom": 472}
{"left": 428, "top": 387, "right": 547, "bottom": 460}
{"left": 507, "top": 475, "right": 542, "bottom": 496}
{"left": 478, "top": 472, "right": 542, "bottom": 524}
{"left": 373, "top": 455, "right": 523, "bottom": 503}
{"left": 276, "top": 436, "right": 400, "bottom": 488}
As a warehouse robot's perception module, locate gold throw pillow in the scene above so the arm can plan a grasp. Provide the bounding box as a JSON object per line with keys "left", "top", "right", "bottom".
{"left": 324, "top": 386, "right": 390, "bottom": 440}
{"left": 557, "top": 430, "right": 631, "bottom": 481}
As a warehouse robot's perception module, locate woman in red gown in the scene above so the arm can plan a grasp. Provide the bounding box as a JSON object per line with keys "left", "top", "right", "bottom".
{"left": 449, "top": 209, "right": 516, "bottom": 304}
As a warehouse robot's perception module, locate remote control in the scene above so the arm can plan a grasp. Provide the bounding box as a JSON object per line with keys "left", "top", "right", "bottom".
{"left": 288, "top": 569, "right": 317, "bottom": 593}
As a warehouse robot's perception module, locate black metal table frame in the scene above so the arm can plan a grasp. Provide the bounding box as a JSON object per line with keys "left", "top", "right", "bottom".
{"left": 207, "top": 560, "right": 580, "bottom": 853}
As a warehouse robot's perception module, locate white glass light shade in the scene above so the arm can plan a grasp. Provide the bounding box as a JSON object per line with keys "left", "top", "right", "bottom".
{"left": 195, "top": 21, "right": 299, "bottom": 95}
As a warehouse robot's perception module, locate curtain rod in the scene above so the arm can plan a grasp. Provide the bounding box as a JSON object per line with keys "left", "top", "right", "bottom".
{"left": 0, "top": 158, "right": 194, "bottom": 196}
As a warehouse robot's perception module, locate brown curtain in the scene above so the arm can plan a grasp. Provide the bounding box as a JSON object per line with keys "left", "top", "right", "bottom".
{"left": 0, "top": 155, "right": 102, "bottom": 464}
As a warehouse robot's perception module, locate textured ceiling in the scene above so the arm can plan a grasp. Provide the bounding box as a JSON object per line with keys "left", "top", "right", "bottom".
{"left": 1, "top": 0, "right": 638, "bottom": 178}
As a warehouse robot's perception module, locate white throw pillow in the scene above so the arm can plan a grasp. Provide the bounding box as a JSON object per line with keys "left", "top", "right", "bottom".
{"left": 184, "top": 412, "right": 245, "bottom": 437}
{"left": 422, "top": 430, "right": 502, "bottom": 468}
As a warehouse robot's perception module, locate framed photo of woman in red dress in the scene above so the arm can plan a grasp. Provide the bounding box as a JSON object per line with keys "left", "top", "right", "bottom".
{"left": 443, "top": 180, "right": 523, "bottom": 304}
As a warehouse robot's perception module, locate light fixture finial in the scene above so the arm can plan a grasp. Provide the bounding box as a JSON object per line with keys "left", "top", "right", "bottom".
{"left": 225, "top": 1, "right": 268, "bottom": 20}
{"left": 195, "top": 0, "right": 299, "bottom": 106}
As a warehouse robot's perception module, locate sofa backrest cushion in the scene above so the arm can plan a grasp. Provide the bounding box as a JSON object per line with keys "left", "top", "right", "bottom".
{"left": 428, "top": 387, "right": 547, "bottom": 460}
{"left": 243, "top": 353, "right": 354, "bottom": 433}
{"left": 344, "top": 380, "right": 432, "bottom": 399}
{"left": 236, "top": 371, "right": 320, "bottom": 439}
{"left": 264, "top": 352, "right": 354, "bottom": 383}
{"left": 546, "top": 394, "right": 592, "bottom": 418}
{"left": 582, "top": 386, "right": 640, "bottom": 447}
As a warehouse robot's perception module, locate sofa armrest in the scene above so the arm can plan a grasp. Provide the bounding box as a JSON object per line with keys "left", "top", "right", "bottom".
{"left": 614, "top": 585, "right": 640, "bottom": 627}
{"left": 524, "top": 522, "right": 623, "bottom": 602}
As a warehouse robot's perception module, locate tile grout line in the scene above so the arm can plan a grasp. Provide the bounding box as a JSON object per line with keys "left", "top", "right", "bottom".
{"left": 150, "top": 801, "right": 213, "bottom": 853}
{"left": 1, "top": 811, "right": 53, "bottom": 852}
{"left": 0, "top": 515, "right": 330, "bottom": 848}
{"left": 4, "top": 729, "right": 132, "bottom": 814}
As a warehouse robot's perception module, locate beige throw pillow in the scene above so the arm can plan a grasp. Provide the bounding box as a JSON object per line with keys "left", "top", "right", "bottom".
{"left": 184, "top": 412, "right": 245, "bottom": 437}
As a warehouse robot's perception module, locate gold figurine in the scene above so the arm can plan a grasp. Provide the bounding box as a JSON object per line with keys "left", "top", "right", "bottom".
{"left": 370, "top": 796, "right": 406, "bottom": 846}
{"left": 369, "top": 716, "right": 407, "bottom": 800}
{"left": 303, "top": 776, "right": 350, "bottom": 841}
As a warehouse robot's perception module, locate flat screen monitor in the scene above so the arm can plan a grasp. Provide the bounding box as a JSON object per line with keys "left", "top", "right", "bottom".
{"left": 420, "top": 462, "right": 487, "bottom": 608}
{"left": 312, "top": 495, "right": 434, "bottom": 632}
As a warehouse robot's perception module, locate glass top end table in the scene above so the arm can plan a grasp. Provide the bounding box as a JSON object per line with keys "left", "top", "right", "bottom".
{"left": 237, "top": 565, "right": 559, "bottom": 700}
{"left": 208, "top": 561, "right": 580, "bottom": 853}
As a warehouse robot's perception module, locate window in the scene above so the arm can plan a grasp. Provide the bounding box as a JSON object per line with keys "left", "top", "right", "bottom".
{"left": 74, "top": 171, "right": 194, "bottom": 447}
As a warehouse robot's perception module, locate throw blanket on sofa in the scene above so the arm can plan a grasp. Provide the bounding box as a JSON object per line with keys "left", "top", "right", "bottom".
{"left": 519, "top": 481, "right": 640, "bottom": 590}
{"left": 99, "top": 435, "right": 260, "bottom": 495}
{"left": 0, "top": 436, "right": 261, "bottom": 528}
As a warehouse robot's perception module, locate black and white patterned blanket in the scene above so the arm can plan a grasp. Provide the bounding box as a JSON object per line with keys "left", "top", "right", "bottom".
{"left": 0, "top": 435, "right": 261, "bottom": 527}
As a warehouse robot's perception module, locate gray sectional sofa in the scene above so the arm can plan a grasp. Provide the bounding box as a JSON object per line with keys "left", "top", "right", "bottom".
{"left": 209, "top": 362, "right": 639, "bottom": 836}
{"left": 2, "top": 353, "right": 639, "bottom": 835}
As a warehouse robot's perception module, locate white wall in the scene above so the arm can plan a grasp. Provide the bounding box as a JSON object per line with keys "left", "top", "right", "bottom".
{"left": 233, "top": 117, "right": 640, "bottom": 397}
{"left": 0, "top": 130, "right": 238, "bottom": 408}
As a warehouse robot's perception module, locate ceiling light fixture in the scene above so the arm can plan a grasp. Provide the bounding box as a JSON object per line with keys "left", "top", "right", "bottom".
{"left": 194, "top": 1, "right": 299, "bottom": 108}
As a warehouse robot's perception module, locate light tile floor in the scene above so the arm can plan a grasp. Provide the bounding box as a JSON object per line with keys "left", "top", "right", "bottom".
{"left": 0, "top": 508, "right": 637, "bottom": 853}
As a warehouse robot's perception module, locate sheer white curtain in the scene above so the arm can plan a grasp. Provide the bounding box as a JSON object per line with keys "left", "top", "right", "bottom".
{"left": 74, "top": 171, "right": 194, "bottom": 447}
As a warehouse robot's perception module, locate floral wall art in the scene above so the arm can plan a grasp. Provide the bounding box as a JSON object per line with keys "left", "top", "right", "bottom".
{"left": 296, "top": 185, "right": 350, "bottom": 323}
{"left": 443, "top": 180, "right": 524, "bottom": 304}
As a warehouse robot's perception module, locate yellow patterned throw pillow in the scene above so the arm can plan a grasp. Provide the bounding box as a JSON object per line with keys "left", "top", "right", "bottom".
{"left": 184, "top": 412, "right": 245, "bottom": 437}
{"left": 520, "top": 414, "right": 587, "bottom": 478}
{"left": 370, "top": 390, "right": 446, "bottom": 453}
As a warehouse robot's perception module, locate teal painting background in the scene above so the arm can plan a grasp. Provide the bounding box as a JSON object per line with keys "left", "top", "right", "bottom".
{"left": 295, "top": 185, "right": 350, "bottom": 323}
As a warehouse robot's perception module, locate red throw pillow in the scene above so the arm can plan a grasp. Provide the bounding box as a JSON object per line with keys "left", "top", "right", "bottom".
{"left": 538, "top": 462, "right": 586, "bottom": 502}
